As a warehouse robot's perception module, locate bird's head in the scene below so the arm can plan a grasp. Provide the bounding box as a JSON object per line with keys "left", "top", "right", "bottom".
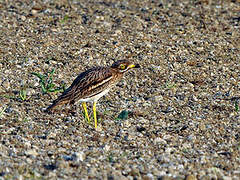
{"left": 111, "top": 60, "right": 140, "bottom": 73}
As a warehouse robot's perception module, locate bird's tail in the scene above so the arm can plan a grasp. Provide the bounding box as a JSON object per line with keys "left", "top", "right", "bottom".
{"left": 45, "top": 99, "right": 65, "bottom": 113}
{"left": 45, "top": 103, "right": 57, "bottom": 113}
{"left": 45, "top": 92, "right": 71, "bottom": 113}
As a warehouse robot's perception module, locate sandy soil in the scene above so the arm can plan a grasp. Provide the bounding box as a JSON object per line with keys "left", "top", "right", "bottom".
{"left": 0, "top": 0, "right": 239, "bottom": 179}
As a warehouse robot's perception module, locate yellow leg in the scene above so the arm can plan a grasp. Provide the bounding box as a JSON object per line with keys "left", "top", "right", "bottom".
{"left": 93, "top": 102, "right": 97, "bottom": 129}
{"left": 82, "top": 102, "right": 90, "bottom": 123}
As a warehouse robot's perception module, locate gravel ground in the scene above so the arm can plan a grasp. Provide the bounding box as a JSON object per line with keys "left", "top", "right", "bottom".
{"left": 0, "top": 0, "right": 240, "bottom": 179}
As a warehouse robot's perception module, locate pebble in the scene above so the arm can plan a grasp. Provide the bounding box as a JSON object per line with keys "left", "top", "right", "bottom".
{"left": 2, "top": 80, "right": 10, "bottom": 90}
{"left": 26, "top": 88, "right": 35, "bottom": 96}
{"left": 154, "top": 137, "right": 167, "bottom": 144}
{"left": 222, "top": 176, "right": 232, "bottom": 180}
{"left": 75, "top": 151, "right": 85, "bottom": 162}
{"left": 185, "top": 174, "right": 197, "bottom": 180}
{"left": 21, "top": 16, "right": 26, "bottom": 21}
{"left": 31, "top": 9, "right": 39, "bottom": 15}
{"left": 103, "top": 145, "right": 111, "bottom": 151}
{"left": 25, "top": 149, "right": 38, "bottom": 156}
{"left": 159, "top": 176, "right": 173, "bottom": 180}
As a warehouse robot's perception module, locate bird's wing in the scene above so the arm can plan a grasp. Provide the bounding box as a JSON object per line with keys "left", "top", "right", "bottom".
{"left": 55, "top": 67, "right": 114, "bottom": 103}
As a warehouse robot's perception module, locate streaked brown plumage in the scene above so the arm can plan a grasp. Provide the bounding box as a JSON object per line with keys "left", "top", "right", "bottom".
{"left": 46, "top": 60, "right": 140, "bottom": 129}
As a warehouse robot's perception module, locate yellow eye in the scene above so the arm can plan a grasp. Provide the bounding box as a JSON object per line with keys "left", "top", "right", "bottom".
{"left": 120, "top": 64, "right": 125, "bottom": 70}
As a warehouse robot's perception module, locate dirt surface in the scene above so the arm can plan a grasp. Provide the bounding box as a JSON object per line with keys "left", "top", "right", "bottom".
{"left": 0, "top": 0, "right": 240, "bottom": 179}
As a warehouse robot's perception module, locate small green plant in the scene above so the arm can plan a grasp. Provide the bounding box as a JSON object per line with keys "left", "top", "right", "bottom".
{"left": 31, "top": 69, "right": 65, "bottom": 94}
{"left": 107, "top": 153, "right": 114, "bottom": 163}
{"left": 116, "top": 110, "right": 129, "bottom": 121}
{"left": 19, "top": 88, "right": 27, "bottom": 101}
{"left": 182, "top": 148, "right": 189, "bottom": 154}
{"left": 60, "top": 15, "right": 69, "bottom": 23}
{"left": 0, "top": 94, "right": 16, "bottom": 100}
{"left": 22, "top": 117, "right": 30, "bottom": 123}
{"left": 95, "top": 108, "right": 110, "bottom": 123}
{"left": 165, "top": 81, "right": 176, "bottom": 89}
{"left": 103, "top": 108, "right": 111, "bottom": 116}
{"left": 120, "top": 151, "right": 128, "bottom": 159}
{"left": 0, "top": 106, "right": 6, "bottom": 117}
{"left": 0, "top": 91, "right": 25, "bottom": 101}
{"left": 235, "top": 101, "right": 239, "bottom": 112}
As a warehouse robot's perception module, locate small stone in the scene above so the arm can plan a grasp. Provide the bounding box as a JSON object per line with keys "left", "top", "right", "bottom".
{"left": 48, "top": 132, "right": 57, "bottom": 138}
{"left": 154, "top": 137, "right": 166, "bottom": 144}
{"left": 187, "top": 135, "right": 196, "bottom": 141}
{"left": 126, "top": 176, "right": 134, "bottom": 180}
{"left": 222, "top": 176, "right": 232, "bottom": 180}
{"left": 26, "top": 158, "right": 33, "bottom": 163}
{"left": 33, "top": 81, "right": 39, "bottom": 87}
{"left": 154, "top": 95, "right": 163, "bottom": 101}
{"left": 25, "top": 149, "right": 38, "bottom": 156}
{"left": 31, "top": 9, "right": 38, "bottom": 14}
{"left": 185, "top": 174, "right": 197, "bottom": 180}
{"left": 18, "top": 175, "right": 23, "bottom": 180}
{"left": 2, "top": 80, "right": 10, "bottom": 90}
{"left": 142, "top": 173, "right": 154, "bottom": 180}
{"left": 152, "top": 169, "right": 165, "bottom": 176}
{"left": 103, "top": 145, "right": 111, "bottom": 151}
{"left": 21, "top": 16, "right": 26, "bottom": 21}
{"left": 26, "top": 88, "right": 35, "bottom": 96}
{"left": 96, "top": 125, "right": 103, "bottom": 132}
{"left": 129, "top": 168, "right": 140, "bottom": 177}
{"left": 113, "top": 30, "right": 122, "bottom": 36}
{"left": 158, "top": 175, "right": 173, "bottom": 180}
{"left": 74, "top": 151, "right": 85, "bottom": 162}
{"left": 123, "top": 120, "right": 131, "bottom": 128}
{"left": 196, "top": 47, "right": 204, "bottom": 52}
{"left": 113, "top": 170, "right": 128, "bottom": 180}
{"left": 24, "top": 141, "right": 31, "bottom": 148}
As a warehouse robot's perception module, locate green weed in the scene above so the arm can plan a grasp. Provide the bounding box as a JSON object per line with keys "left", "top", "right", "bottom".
{"left": 182, "top": 148, "right": 189, "bottom": 154}
{"left": 235, "top": 101, "right": 239, "bottom": 112}
{"left": 31, "top": 69, "right": 65, "bottom": 94}
{"left": 0, "top": 106, "right": 6, "bottom": 117}
{"left": 60, "top": 15, "right": 69, "bottom": 23}
{"left": 0, "top": 95, "right": 16, "bottom": 100}
{"left": 165, "top": 81, "right": 176, "bottom": 89}
{"left": 116, "top": 110, "right": 129, "bottom": 121}
{"left": 103, "top": 108, "right": 111, "bottom": 116}
{"left": 23, "top": 117, "right": 30, "bottom": 123}
{"left": 107, "top": 153, "right": 115, "bottom": 163}
{"left": 0, "top": 89, "right": 28, "bottom": 102}
{"left": 19, "top": 88, "right": 27, "bottom": 101}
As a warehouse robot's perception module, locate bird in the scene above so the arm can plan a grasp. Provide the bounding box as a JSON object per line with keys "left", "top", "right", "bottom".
{"left": 46, "top": 60, "right": 140, "bottom": 129}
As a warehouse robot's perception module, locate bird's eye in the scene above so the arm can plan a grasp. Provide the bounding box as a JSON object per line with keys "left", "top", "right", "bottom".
{"left": 120, "top": 64, "right": 125, "bottom": 70}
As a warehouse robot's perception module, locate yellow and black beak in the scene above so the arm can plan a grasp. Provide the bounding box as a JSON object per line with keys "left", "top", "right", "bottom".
{"left": 128, "top": 64, "right": 140, "bottom": 69}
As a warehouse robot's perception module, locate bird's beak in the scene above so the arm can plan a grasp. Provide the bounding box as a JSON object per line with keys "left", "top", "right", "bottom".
{"left": 128, "top": 64, "right": 140, "bottom": 69}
